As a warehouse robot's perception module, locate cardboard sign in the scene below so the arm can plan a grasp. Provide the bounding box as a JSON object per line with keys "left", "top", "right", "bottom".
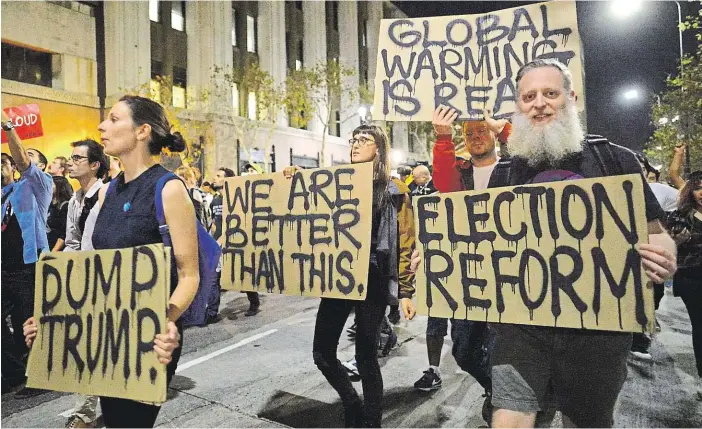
{"left": 373, "top": 1, "right": 584, "bottom": 121}
{"left": 26, "top": 244, "right": 171, "bottom": 403}
{"left": 413, "top": 175, "right": 654, "bottom": 333}
{"left": 221, "top": 163, "right": 373, "bottom": 300}
{"left": 1, "top": 104, "right": 44, "bottom": 143}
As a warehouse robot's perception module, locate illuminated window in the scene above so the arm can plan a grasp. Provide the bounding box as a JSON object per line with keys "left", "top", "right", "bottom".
{"left": 149, "top": 0, "right": 159, "bottom": 22}
{"left": 1, "top": 43, "right": 52, "bottom": 88}
{"left": 172, "top": 67, "right": 186, "bottom": 108}
{"left": 232, "top": 83, "right": 240, "bottom": 116}
{"left": 295, "top": 59, "right": 302, "bottom": 71}
{"left": 248, "top": 91, "right": 257, "bottom": 120}
{"left": 246, "top": 15, "right": 256, "bottom": 53}
{"left": 171, "top": 1, "right": 185, "bottom": 32}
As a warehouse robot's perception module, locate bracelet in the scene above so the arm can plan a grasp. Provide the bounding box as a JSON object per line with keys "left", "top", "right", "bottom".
{"left": 1, "top": 120, "right": 14, "bottom": 132}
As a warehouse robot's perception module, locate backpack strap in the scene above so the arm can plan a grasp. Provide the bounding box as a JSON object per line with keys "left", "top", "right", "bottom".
{"left": 154, "top": 172, "right": 185, "bottom": 247}
{"left": 490, "top": 158, "right": 513, "bottom": 188}
{"left": 585, "top": 134, "right": 624, "bottom": 176}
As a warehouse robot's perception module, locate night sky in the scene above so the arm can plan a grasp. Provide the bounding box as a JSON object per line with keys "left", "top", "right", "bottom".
{"left": 391, "top": 0, "right": 699, "bottom": 154}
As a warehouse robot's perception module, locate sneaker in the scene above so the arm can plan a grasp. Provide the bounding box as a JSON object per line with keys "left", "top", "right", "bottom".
{"left": 342, "top": 359, "right": 360, "bottom": 382}
{"left": 244, "top": 305, "right": 260, "bottom": 317}
{"left": 13, "top": 386, "right": 50, "bottom": 399}
{"left": 346, "top": 322, "right": 357, "bottom": 336}
{"left": 630, "top": 346, "right": 652, "bottom": 360}
{"left": 414, "top": 368, "right": 442, "bottom": 391}
{"left": 205, "top": 314, "right": 222, "bottom": 325}
{"left": 66, "top": 415, "right": 95, "bottom": 428}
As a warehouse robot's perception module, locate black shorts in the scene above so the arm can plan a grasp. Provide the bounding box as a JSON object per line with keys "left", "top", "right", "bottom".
{"left": 490, "top": 323, "right": 631, "bottom": 428}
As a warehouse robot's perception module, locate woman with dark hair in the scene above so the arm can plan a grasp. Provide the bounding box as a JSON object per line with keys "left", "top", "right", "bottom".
{"left": 47, "top": 175, "right": 73, "bottom": 251}
{"left": 668, "top": 170, "right": 702, "bottom": 401}
{"left": 26, "top": 95, "right": 200, "bottom": 427}
{"left": 310, "top": 124, "right": 399, "bottom": 427}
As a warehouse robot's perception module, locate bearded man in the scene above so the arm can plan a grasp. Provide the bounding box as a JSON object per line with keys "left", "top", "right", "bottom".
{"left": 485, "top": 59, "right": 678, "bottom": 428}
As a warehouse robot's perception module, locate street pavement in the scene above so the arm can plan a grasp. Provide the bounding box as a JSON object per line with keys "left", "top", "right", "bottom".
{"left": 2, "top": 288, "right": 701, "bottom": 428}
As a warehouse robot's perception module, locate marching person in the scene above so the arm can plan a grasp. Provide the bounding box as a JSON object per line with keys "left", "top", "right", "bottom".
{"left": 47, "top": 175, "right": 73, "bottom": 252}
{"left": 667, "top": 170, "right": 702, "bottom": 401}
{"left": 288, "top": 124, "right": 399, "bottom": 427}
{"left": 410, "top": 59, "right": 677, "bottom": 428}
{"left": 1, "top": 110, "right": 52, "bottom": 398}
{"left": 407, "top": 107, "right": 509, "bottom": 424}
{"left": 26, "top": 95, "right": 199, "bottom": 427}
{"left": 47, "top": 156, "right": 69, "bottom": 177}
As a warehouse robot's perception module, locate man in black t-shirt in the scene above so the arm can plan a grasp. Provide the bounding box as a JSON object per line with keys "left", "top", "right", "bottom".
{"left": 484, "top": 59, "right": 678, "bottom": 428}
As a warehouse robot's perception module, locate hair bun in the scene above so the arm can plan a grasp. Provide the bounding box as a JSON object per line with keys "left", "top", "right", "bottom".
{"left": 164, "top": 131, "right": 186, "bottom": 153}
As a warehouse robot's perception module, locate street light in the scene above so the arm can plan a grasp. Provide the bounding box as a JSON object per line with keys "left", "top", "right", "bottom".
{"left": 623, "top": 89, "right": 639, "bottom": 100}
{"left": 611, "top": 0, "right": 643, "bottom": 19}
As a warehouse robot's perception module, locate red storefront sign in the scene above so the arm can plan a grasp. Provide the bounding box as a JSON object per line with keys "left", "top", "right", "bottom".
{"left": 1, "top": 104, "right": 44, "bottom": 143}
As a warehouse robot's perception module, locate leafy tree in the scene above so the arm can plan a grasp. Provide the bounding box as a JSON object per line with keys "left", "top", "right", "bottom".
{"left": 646, "top": 4, "right": 702, "bottom": 177}
{"left": 211, "top": 62, "right": 285, "bottom": 173}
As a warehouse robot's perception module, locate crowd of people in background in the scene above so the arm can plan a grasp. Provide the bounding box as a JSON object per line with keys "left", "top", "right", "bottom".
{"left": 1, "top": 59, "right": 701, "bottom": 428}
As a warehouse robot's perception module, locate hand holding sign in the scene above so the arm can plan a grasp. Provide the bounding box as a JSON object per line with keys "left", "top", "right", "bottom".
{"left": 153, "top": 321, "right": 180, "bottom": 365}
{"left": 636, "top": 242, "right": 677, "bottom": 284}
{"left": 24, "top": 317, "right": 38, "bottom": 348}
{"left": 432, "top": 107, "right": 458, "bottom": 136}
{"left": 1, "top": 104, "right": 44, "bottom": 143}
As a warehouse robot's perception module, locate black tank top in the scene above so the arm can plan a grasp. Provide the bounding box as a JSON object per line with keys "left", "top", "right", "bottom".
{"left": 92, "top": 164, "right": 178, "bottom": 293}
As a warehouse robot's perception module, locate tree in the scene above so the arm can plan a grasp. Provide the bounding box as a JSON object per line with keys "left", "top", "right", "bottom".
{"left": 646, "top": 4, "right": 702, "bottom": 177}
{"left": 121, "top": 75, "right": 209, "bottom": 171}
{"left": 284, "top": 60, "right": 361, "bottom": 166}
{"left": 211, "top": 62, "right": 286, "bottom": 173}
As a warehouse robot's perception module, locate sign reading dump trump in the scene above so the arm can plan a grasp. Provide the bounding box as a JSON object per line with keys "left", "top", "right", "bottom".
{"left": 221, "top": 163, "right": 373, "bottom": 300}
{"left": 374, "top": 1, "right": 584, "bottom": 121}
{"left": 27, "top": 245, "right": 171, "bottom": 403}
{"left": 413, "top": 175, "right": 655, "bottom": 333}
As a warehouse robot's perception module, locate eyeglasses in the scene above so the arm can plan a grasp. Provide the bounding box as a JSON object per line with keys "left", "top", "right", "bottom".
{"left": 70, "top": 155, "right": 90, "bottom": 163}
{"left": 348, "top": 136, "right": 376, "bottom": 147}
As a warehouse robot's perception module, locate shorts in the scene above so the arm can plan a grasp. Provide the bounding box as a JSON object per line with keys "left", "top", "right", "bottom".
{"left": 490, "top": 323, "right": 631, "bottom": 428}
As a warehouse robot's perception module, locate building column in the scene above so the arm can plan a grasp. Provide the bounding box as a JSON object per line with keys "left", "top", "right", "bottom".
{"left": 339, "top": 0, "right": 360, "bottom": 138}
{"left": 186, "top": 1, "right": 236, "bottom": 175}
{"left": 365, "top": 1, "right": 383, "bottom": 94}
{"left": 103, "top": 2, "right": 150, "bottom": 102}
{"left": 258, "top": 1, "right": 288, "bottom": 126}
{"left": 303, "top": 0, "right": 327, "bottom": 135}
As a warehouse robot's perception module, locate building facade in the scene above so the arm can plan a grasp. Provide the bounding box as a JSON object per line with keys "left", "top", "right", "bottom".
{"left": 1, "top": 0, "right": 421, "bottom": 178}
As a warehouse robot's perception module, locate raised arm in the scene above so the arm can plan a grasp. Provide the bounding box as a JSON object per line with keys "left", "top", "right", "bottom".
{"left": 669, "top": 145, "right": 686, "bottom": 189}
{"left": 2, "top": 110, "right": 30, "bottom": 172}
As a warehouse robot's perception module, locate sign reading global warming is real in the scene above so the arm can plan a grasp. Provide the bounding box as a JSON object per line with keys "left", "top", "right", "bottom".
{"left": 413, "top": 175, "right": 655, "bottom": 333}
{"left": 221, "top": 163, "right": 373, "bottom": 300}
{"left": 26, "top": 245, "right": 170, "bottom": 403}
{"left": 373, "top": 1, "right": 584, "bottom": 121}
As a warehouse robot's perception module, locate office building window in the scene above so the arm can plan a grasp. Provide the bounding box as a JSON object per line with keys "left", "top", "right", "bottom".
{"left": 295, "top": 60, "right": 302, "bottom": 71}
{"left": 173, "top": 67, "right": 186, "bottom": 108}
{"left": 362, "top": 19, "right": 368, "bottom": 47}
{"left": 171, "top": 1, "right": 185, "bottom": 32}
{"left": 1, "top": 43, "right": 53, "bottom": 88}
{"left": 248, "top": 92, "right": 257, "bottom": 120}
{"left": 246, "top": 15, "right": 257, "bottom": 53}
{"left": 232, "top": 83, "right": 240, "bottom": 116}
{"left": 232, "top": 9, "right": 237, "bottom": 46}
{"left": 149, "top": 0, "right": 159, "bottom": 22}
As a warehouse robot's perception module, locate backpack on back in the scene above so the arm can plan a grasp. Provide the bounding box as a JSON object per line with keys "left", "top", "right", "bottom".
{"left": 106, "top": 172, "right": 222, "bottom": 327}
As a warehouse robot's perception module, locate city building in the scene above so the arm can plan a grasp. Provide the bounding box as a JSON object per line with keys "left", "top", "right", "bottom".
{"left": 1, "top": 0, "right": 421, "bottom": 178}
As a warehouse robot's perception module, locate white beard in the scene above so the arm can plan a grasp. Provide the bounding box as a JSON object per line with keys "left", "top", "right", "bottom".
{"left": 507, "top": 102, "right": 585, "bottom": 166}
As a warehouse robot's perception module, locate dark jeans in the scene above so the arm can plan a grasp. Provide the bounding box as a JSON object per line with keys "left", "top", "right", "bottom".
{"left": 313, "top": 294, "right": 386, "bottom": 427}
{"left": 99, "top": 320, "right": 183, "bottom": 428}
{"left": 680, "top": 286, "right": 702, "bottom": 377}
{"left": 247, "top": 291, "right": 260, "bottom": 307}
{"left": 450, "top": 320, "right": 494, "bottom": 391}
{"left": 1, "top": 265, "right": 36, "bottom": 383}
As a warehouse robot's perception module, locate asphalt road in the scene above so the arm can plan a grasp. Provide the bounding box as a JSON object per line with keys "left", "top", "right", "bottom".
{"left": 2, "top": 288, "right": 700, "bottom": 428}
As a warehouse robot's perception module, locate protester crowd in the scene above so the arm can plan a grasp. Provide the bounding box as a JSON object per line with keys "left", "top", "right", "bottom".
{"left": 1, "top": 59, "right": 700, "bottom": 428}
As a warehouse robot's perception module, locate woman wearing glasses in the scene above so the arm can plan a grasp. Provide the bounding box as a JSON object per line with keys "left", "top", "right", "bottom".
{"left": 311, "top": 124, "right": 400, "bottom": 427}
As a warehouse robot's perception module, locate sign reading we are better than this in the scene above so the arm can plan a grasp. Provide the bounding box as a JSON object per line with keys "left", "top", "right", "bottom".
{"left": 221, "top": 163, "right": 373, "bottom": 300}
{"left": 413, "top": 175, "right": 655, "bottom": 333}
{"left": 26, "top": 244, "right": 171, "bottom": 404}
{"left": 374, "top": 0, "right": 584, "bottom": 121}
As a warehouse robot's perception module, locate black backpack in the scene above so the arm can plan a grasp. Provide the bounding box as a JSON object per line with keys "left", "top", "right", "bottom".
{"left": 491, "top": 135, "right": 626, "bottom": 188}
